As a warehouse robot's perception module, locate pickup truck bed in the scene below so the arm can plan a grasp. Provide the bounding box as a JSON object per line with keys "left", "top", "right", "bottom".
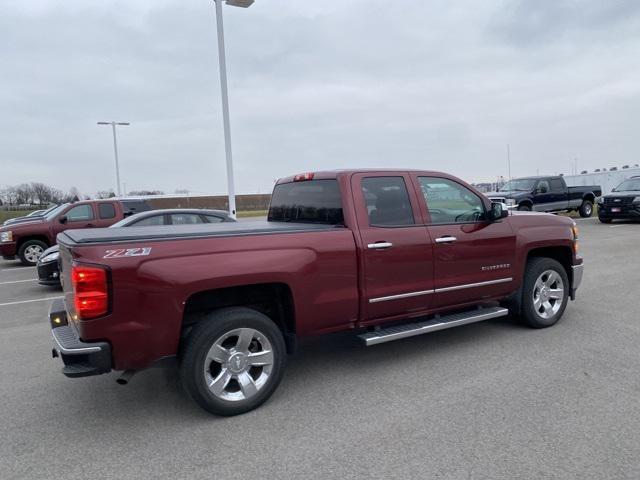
{"left": 61, "top": 221, "right": 339, "bottom": 244}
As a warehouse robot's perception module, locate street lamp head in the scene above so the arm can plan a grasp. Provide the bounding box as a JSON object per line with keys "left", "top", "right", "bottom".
{"left": 97, "top": 122, "right": 110, "bottom": 125}
{"left": 116, "top": 122, "right": 130, "bottom": 126}
{"left": 226, "top": 0, "right": 254, "bottom": 7}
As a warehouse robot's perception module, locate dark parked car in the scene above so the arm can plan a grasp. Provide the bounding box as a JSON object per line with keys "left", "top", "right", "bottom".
{"left": 597, "top": 176, "right": 640, "bottom": 223}
{"left": 487, "top": 175, "right": 601, "bottom": 217}
{"left": 2, "top": 205, "right": 59, "bottom": 226}
{"left": 37, "top": 209, "right": 235, "bottom": 286}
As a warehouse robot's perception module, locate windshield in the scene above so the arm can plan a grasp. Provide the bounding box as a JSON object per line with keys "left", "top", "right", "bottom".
{"left": 44, "top": 203, "right": 69, "bottom": 221}
{"left": 613, "top": 179, "right": 640, "bottom": 192}
{"left": 498, "top": 178, "right": 537, "bottom": 192}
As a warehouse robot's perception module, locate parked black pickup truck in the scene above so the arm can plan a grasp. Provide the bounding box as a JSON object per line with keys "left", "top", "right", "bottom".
{"left": 487, "top": 176, "right": 601, "bottom": 217}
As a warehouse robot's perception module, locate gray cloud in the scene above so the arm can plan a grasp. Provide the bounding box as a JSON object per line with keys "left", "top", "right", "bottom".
{"left": 1, "top": 0, "right": 639, "bottom": 196}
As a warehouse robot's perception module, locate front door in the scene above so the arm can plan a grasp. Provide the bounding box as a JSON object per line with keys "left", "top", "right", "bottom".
{"left": 351, "top": 173, "right": 434, "bottom": 322}
{"left": 413, "top": 175, "right": 516, "bottom": 309}
{"left": 51, "top": 203, "right": 97, "bottom": 239}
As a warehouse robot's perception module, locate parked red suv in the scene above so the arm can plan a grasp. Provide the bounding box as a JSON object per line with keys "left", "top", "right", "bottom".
{"left": 0, "top": 199, "right": 151, "bottom": 265}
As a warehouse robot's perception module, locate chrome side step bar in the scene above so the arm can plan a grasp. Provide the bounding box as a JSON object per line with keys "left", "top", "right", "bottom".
{"left": 358, "top": 306, "right": 509, "bottom": 346}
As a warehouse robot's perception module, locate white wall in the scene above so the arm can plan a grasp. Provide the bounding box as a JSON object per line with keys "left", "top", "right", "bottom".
{"left": 563, "top": 168, "right": 640, "bottom": 195}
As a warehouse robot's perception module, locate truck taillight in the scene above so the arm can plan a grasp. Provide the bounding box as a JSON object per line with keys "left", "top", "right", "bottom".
{"left": 72, "top": 264, "right": 109, "bottom": 319}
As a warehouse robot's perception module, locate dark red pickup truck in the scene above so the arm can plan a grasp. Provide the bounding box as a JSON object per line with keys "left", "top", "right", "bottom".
{"left": 49, "top": 170, "right": 583, "bottom": 415}
{"left": 0, "top": 199, "right": 151, "bottom": 265}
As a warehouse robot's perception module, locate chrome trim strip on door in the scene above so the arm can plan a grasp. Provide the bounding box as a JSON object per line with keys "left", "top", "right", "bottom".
{"left": 368, "top": 278, "right": 513, "bottom": 304}
{"left": 435, "top": 277, "right": 513, "bottom": 293}
{"left": 369, "top": 289, "right": 435, "bottom": 304}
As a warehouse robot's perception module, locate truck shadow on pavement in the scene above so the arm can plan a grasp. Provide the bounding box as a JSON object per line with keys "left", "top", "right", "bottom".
{"left": 47, "top": 315, "right": 532, "bottom": 425}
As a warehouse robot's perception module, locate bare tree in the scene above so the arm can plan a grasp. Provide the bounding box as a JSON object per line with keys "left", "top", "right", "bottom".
{"left": 95, "top": 190, "right": 116, "bottom": 199}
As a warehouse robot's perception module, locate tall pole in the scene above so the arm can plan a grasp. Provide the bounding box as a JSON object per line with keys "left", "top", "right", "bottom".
{"left": 507, "top": 144, "right": 512, "bottom": 183}
{"left": 111, "top": 122, "right": 122, "bottom": 196}
{"left": 214, "top": 0, "right": 237, "bottom": 218}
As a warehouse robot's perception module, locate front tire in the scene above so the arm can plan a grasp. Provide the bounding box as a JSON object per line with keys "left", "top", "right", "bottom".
{"left": 517, "top": 204, "right": 532, "bottom": 212}
{"left": 180, "top": 307, "right": 286, "bottom": 416}
{"left": 18, "top": 239, "right": 48, "bottom": 266}
{"left": 579, "top": 200, "right": 593, "bottom": 218}
{"left": 599, "top": 216, "right": 612, "bottom": 224}
{"left": 520, "top": 257, "right": 569, "bottom": 328}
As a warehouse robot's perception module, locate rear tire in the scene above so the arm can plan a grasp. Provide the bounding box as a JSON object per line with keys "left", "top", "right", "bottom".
{"left": 18, "top": 240, "right": 48, "bottom": 266}
{"left": 517, "top": 204, "right": 532, "bottom": 212}
{"left": 520, "top": 257, "right": 569, "bottom": 329}
{"left": 579, "top": 200, "right": 593, "bottom": 218}
{"left": 180, "top": 307, "right": 286, "bottom": 416}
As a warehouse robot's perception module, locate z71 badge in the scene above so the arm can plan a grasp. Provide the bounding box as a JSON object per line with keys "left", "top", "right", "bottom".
{"left": 103, "top": 247, "right": 152, "bottom": 259}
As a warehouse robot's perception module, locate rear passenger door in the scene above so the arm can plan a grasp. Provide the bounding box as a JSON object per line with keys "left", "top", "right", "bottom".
{"left": 413, "top": 175, "right": 516, "bottom": 309}
{"left": 96, "top": 202, "right": 118, "bottom": 227}
{"left": 351, "top": 173, "right": 435, "bottom": 322}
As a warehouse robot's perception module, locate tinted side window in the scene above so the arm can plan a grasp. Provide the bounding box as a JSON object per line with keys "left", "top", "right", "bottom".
{"left": 204, "top": 215, "right": 225, "bottom": 223}
{"left": 120, "top": 200, "right": 152, "bottom": 217}
{"left": 66, "top": 205, "right": 94, "bottom": 222}
{"left": 132, "top": 215, "right": 164, "bottom": 226}
{"left": 169, "top": 213, "right": 204, "bottom": 225}
{"left": 268, "top": 179, "right": 343, "bottom": 225}
{"left": 537, "top": 180, "right": 551, "bottom": 193}
{"left": 361, "top": 177, "right": 414, "bottom": 226}
{"left": 550, "top": 178, "right": 564, "bottom": 191}
{"left": 419, "top": 177, "right": 485, "bottom": 224}
{"left": 98, "top": 203, "right": 116, "bottom": 219}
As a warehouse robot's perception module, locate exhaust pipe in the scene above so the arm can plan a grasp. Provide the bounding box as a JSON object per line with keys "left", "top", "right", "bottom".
{"left": 116, "top": 370, "right": 136, "bottom": 385}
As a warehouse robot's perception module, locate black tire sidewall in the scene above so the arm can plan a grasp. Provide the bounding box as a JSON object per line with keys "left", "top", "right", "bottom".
{"left": 181, "top": 307, "right": 286, "bottom": 416}
{"left": 521, "top": 258, "right": 569, "bottom": 328}
{"left": 518, "top": 204, "right": 532, "bottom": 212}
{"left": 18, "top": 240, "right": 48, "bottom": 266}
{"left": 579, "top": 200, "right": 593, "bottom": 218}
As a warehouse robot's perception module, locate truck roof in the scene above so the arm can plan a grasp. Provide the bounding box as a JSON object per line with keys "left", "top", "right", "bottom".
{"left": 276, "top": 169, "right": 454, "bottom": 184}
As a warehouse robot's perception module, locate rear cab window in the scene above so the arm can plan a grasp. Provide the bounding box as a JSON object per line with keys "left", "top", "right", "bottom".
{"left": 268, "top": 179, "right": 343, "bottom": 225}
{"left": 98, "top": 202, "right": 116, "bottom": 219}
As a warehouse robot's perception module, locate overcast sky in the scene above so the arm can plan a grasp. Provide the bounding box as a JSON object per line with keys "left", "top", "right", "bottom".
{"left": 2, "top": 0, "right": 639, "bottom": 196}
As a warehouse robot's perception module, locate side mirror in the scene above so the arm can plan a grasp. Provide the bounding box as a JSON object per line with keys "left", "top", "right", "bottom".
{"left": 489, "top": 202, "right": 508, "bottom": 221}
{"left": 59, "top": 215, "right": 67, "bottom": 224}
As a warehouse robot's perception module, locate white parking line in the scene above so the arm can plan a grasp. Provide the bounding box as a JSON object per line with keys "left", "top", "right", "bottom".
{"left": 0, "top": 267, "right": 36, "bottom": 274}
{"left": 0, "top": 296, "right": 63, "bottom": 307}
{"left": 0, "top": 279, "right": 37, "bottom": 285}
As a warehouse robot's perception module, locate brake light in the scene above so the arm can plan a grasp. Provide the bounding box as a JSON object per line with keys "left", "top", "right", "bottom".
{"left": 72, "top": 264, "right": 109, "bottom": 319}
{"left": 293, "top": 172, "right": 315, "bottom": 182}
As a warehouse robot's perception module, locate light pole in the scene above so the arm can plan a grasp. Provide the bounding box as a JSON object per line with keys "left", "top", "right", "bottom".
{"left": 212, "top": 0, "right": 254, "bottom": 219}
{"left": 97, "top": 121, "right": 130, "bottom": 196}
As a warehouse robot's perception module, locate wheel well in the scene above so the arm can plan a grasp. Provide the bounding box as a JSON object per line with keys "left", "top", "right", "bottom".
{"left": 16, "top": 236, "right": 50, "bottom": 252}
{"left": 526, "top": 246, "right": 573, "bottom": 284}
{"left": 583, "top": 193, "right": 595, "bottom": 203}
{"left": 182, "top": 283, "right": 296, "bottom": 352}
{"left": 519, "top": 200, "right": 533, "bottom": 207}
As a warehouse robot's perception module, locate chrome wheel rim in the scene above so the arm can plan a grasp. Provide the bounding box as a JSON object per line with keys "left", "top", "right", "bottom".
{"left": 533, "top": 270, "right": 564, "bottom": 319}
{"left": 24, "top": 245, "right": 44, "bottom": 263}
{"left": 203, "top": 328, "right": 274, "bottom": 402}
{"left": 584, "top": 203, "right": 592, "bottom": 215}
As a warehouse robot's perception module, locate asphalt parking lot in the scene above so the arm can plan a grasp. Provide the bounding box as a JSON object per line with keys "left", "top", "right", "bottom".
{"left": 1, "top": 217, "right": 639, "bottom": 480}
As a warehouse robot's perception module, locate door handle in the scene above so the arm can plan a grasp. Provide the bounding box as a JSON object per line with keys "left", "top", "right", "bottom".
{"left": 435, "top": 236, "right": 457, "bottom": 244}
{"left": 368, "top": 242, "right": 393, "bottom": 249}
